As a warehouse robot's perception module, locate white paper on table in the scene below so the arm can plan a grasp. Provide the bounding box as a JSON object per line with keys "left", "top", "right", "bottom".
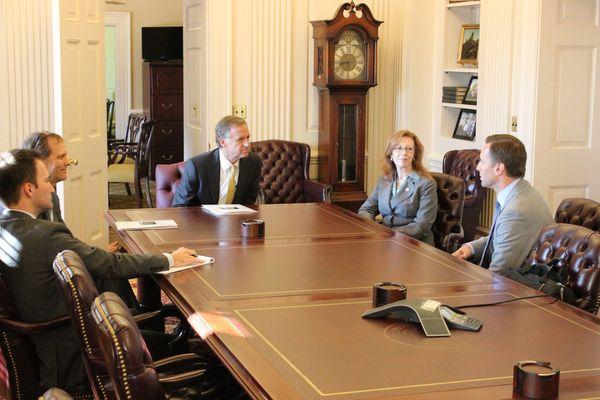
{"left": 157, "top": 255, "right": 214, "bottom": 275}
{"left": 201, "top": 204, "right": 257, "bottom": 216}
{"left": 114, "top": 219, "right": 178, "bottom": 231}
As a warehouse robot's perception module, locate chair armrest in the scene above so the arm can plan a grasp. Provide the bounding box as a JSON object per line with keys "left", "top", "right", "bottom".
{"left": 0, "top": 314, "right": 70, "bottom": 334}
{"left": 131, "top": 309, "right": 162, "bottom": 325}
{"left": 156, "top": 352, "right": 218, "bottom": 391}
{"left": 303, "top": 180, "right": 332, "bottom": 203}
{"left": 442, "top": 225, "right": 464, "bottom": 254}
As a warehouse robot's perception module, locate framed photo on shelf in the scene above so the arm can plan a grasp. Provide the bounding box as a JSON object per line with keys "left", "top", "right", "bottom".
{"left": 462, "top": 76, "right": 478, "bottom": 105}
{"left": 453, "top": 109, "right": 477, "bottom": 141}
{"left": 457, "top": 24, "right": 479, "bottom": 65}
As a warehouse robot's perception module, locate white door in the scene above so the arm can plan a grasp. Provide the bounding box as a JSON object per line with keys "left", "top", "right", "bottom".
{"left": 532, "top": 0, "right": 600, "bottom": 211}
{"left": 183, "top": 0, "right": 208, "bottom": 157}
{"left": 53, "top": 0, "right": 108, "bottom": 246}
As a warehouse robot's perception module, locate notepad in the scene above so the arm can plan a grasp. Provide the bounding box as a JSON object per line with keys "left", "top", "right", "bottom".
{"left": 201, "top": 204, "right": 257, "bottom": 216}
{"left": 157, "top": 255, "right": 214, "bottom": 275}
{"left": 114, "top": 219, "right": 178, "bottom": 231}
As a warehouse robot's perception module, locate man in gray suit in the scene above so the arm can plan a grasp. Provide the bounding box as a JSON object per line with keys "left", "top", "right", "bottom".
{"left": 0, "top": 149, "right": 197, "bottom": 391}
{"left": 452, "top": 134, "right": 552, "bottom": 274}
{"left": 172, "top": 115, "right": 261, "bottom": 207}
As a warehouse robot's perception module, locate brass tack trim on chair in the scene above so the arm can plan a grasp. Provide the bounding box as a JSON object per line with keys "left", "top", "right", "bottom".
{"left": 1, "top": 331, "right": 21, "bottom": 399}
{"left": 94, "top": 297, "right": 133, "bottom": 400}
{"left": 55, "top": 257, "right": 109, "bottom": 400}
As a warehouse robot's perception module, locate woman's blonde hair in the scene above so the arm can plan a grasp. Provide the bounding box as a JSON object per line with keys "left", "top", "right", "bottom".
{"left": 380, "top": 130, "right": 430, "bottom": 179}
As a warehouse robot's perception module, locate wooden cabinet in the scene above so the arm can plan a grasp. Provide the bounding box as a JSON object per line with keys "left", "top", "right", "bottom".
{"left": 143, "top": 62, "right": 183, "bottom": 177}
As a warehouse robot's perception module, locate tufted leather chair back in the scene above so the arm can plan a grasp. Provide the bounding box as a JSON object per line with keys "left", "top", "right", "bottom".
{"left": 0, "top": 277, "right": 41, "bottom": 399}
{"left": 554, "top": 197, "right": 600, "bottom": 232}
{"left": 431, "top": 173, "right": 466, "bottom": 252}
{"left": 523, "top": 223, "right": 600, "bottom": 313}
{"left": 52, "top": 250, "right": 117, "bottom": 400}
{"left": 250, "top": 140, "right": 331, "bottom": 203}
{"left": 442, "top": 149, "right": 484, "bottom": 242}
{"left": 155, "top": 162, "right": 185, "bottom": 208}
{"left": 92, "top": 292, "right": 166, "bottom": 400}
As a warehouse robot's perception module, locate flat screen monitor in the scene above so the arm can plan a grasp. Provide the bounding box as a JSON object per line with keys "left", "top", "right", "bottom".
{"left": 142, "top": 26, "right": 183, "bottom": 61}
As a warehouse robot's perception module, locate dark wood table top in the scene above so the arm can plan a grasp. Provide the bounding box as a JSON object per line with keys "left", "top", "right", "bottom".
{"left": 106, "top": 204, "right": 600, "bottom": 399}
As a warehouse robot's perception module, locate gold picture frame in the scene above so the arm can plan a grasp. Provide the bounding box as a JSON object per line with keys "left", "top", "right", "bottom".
{"left": 457, "top": 24, "right": 479, "bottom": 65}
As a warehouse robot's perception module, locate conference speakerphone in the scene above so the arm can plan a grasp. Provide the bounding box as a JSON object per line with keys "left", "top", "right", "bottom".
{"left": 362, "top": 299, "right": 483, "bottom": 337}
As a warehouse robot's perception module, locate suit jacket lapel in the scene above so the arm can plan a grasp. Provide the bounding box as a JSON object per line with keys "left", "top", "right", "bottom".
{"left": 390, "top": 174, "right": 417, "bottom": 210}
{"left": 208, "top": 149, "right": 221, "bottom": 204}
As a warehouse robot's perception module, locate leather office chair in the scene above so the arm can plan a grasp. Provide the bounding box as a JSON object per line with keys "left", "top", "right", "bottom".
{"left": 430, "top": 172, "right": 466, "bottom": 253}
{"left": 554, "top": 197, "right": 600, "bottom": 232}
{"left": 442, "top": 149, "right": 484, "bottom": 242}
{"left": 522, "top": 223, "right": 600, "bottom": 313}
{"left": 91, "top": 292, "right": 222, "bottom": 400}
{"left": 0, "top": 277, "right": 90, "bottom": 399}
{"left": 250, "top": 140, "right": 332, "bottom": 203}
{"left": 108, "top": 120, "right": 155, "bottom": 208}
{"left": 155, "top": 162, "right": 185, "bottom": 208}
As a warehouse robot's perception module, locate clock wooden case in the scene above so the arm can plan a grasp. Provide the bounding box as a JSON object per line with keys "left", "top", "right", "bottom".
{"left": 311, "top": 2, "right": 382, "bottom": 211}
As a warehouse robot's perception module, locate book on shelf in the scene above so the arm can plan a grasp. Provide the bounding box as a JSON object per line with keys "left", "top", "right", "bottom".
{"left": 442, "top": 96, "right": 465, "bottom": 103}
{"left": 201, "top": 204, "right": 258, "bottom": 216}
{"left": 443, "top": 86, "right": 467, "bottom": 94}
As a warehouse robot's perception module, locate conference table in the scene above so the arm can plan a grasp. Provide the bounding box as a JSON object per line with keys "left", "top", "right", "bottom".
{"left": 106, "top": 203, "right": 600, "bottom": 399}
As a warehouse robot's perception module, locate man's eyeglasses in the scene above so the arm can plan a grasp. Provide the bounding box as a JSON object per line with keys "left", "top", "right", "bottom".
{"left": 31, "top": 132, "right": 48, "bottom": 150}
{"left": 392, "top": 146, "right": 415, "bottom": 154}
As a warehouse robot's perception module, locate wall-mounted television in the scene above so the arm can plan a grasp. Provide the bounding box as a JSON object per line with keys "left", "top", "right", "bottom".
{"left": 142, "top": 26, "right": 183, "bottom": 61}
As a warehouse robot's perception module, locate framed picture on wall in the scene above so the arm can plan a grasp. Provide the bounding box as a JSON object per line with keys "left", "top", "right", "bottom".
{"left": 462, "top": 76, "right": 478, "bottom": 105}
{"left": 453, "top": 109, "right": 477, "bottom": 141}
{"left": 457, "top": 24, "right": 479, "bottom": 65}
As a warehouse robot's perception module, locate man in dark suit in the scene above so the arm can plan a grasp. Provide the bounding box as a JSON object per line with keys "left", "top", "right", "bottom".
{"left": 0, "top": 149, "right": 197, "bottom": 392}
{"left": 172, "top": 115, "right": 261, "bottom": 207}
{"left": 21, "top": 131, "right": 138, "bottom": 307}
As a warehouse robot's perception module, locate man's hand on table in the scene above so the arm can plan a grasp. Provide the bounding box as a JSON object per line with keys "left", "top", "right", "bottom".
{"left": 452, "top": 244, "right": 473, "bottom": 260}
{"left": 171, "top": 247, "right": 198, "bottom": 266}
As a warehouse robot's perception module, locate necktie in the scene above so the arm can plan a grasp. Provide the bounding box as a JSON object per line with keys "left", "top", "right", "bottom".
{"left": 480, "top": 201, "right": 501, "bottom": 269}
{"left": 224, "top": 164, "right": 236, "bottom": 204}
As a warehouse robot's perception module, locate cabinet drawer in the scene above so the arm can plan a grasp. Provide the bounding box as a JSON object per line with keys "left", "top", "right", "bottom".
{"left": 152, "top": 146, "right": 183, "bottom": 165}
{"left": 151, "top": 66, "right": 183, "bottom": 94}
{"left": 152, "top": 95, "right": 183, "bottom": 120}
{"left": 153, "top": 121, "right": 183, "bottom": 147}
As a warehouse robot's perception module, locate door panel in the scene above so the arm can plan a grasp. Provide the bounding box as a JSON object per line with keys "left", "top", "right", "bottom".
{"left": 533, "top": 0, "right": 600, "bottom": 212}
{"left": 54, "top": 0, "right": 107, "bottom": 246}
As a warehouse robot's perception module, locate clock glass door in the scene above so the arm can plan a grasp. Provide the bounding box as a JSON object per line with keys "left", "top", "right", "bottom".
{"left": 338, "top": 104, "right": 358, "bottom": 182}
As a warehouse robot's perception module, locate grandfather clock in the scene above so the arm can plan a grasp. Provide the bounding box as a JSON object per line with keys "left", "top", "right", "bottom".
{"left": 311, "top": 2, "right": 382, "bottom": 211}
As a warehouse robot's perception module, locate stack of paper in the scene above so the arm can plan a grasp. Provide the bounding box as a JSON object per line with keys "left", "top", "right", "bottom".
{"left": 201, "top": 204, "right": 257, "bottom": 216}
{"left": 114, "top": 219, "right": 178, "bottom": 231}
{"left": 157, "top": 255, "right": 214, "bottom": 275}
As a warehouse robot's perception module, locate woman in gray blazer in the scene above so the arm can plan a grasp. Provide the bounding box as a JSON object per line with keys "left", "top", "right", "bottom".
{"left": 358, "top": 130, "right": 438, "bottom": 245}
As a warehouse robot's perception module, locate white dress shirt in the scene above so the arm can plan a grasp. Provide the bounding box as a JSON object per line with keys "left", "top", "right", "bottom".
{"left": 218, "top": 149, "right": 240, "bottom": 204}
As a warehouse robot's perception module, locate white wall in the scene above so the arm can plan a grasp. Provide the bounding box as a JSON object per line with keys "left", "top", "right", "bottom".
{"left": 0, "top": 0, "right": 55, "bottom": 152}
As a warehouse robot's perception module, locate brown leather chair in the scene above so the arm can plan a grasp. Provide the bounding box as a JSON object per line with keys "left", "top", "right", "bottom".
{"left": 442, "top": 149, "right": 484, "bottom": 242}
{"left": 155, "top": 162, "right": 185, "bottom": 208}
{"left": 522, "top": 223, "right": 600, "bottom": 313}
{"left": 91, "top": 292, "right": 220, "bottom": 400}
{"left": 554, "top": 197, "right": 600, "bottom": 232}
{"left": 431, "top": 172, "right": 466, "bottom": 253}
{"left": 0, "top": 277, "right": 90, "bottom": 399}
{"left": 250, "top": 140, "right": 332, "bottom": 203}
{"left": 52, "top": 250, "right": 120, "bottom": 400}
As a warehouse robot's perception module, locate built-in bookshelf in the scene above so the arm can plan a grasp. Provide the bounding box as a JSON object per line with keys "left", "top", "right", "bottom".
{"left": 441, "top": 0, "right": 480, "bottom": 139}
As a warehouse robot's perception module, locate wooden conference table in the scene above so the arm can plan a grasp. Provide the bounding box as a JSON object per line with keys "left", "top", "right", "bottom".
{"left": 107, "top": 203, "right": 600, "bottom": 399}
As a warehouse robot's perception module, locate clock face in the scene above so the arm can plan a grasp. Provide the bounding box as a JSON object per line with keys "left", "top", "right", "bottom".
{"left": 334, "top": 30, "right": 366, "bottom": 80}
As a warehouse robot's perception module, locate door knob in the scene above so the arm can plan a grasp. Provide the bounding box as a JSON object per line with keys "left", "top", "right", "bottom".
{"left": 68, "top": 158, "right": 79, "bottom": 166}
